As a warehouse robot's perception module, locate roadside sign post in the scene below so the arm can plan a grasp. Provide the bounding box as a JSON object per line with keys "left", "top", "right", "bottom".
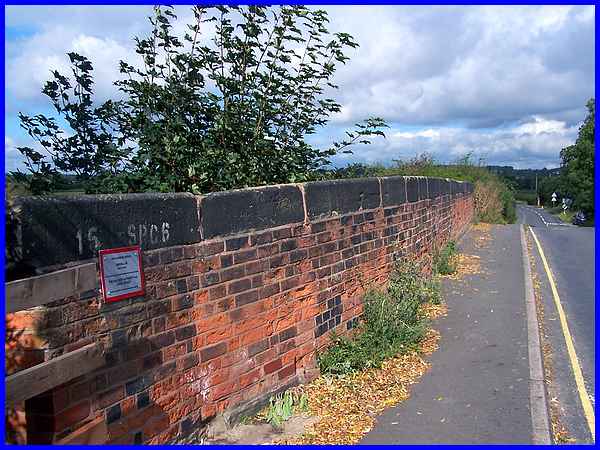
{"left": 551, "top": 192, "right": 557, "bottom": 207}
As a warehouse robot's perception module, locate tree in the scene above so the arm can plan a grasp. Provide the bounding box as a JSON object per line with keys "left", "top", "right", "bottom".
{"left": 14, "top": 5, "right": 387, "bottom": 195}
{"left": 559, "top": 98, "right": 594, "bottom": 215}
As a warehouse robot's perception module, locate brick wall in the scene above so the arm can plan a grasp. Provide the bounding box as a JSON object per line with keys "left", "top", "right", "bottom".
{"left": 5, "top": 176, "right": 473, "bottom": 444}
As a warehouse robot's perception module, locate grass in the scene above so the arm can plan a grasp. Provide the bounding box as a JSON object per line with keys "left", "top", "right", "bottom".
{"left": 546, "top": 206, "right": 595, "bottom": 227}
{"left": 317, "top": 257, "right": 440, "bottom": 376}
{"left": 257, "top": 390, "right": 309, "bottom": 429}
{"left": 433, "top": 241, "right": 458, "bottom": 276}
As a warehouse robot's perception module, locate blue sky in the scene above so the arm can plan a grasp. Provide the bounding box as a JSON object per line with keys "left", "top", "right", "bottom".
{"left": 4, "top": 5, "right": 596, "bottom": 172}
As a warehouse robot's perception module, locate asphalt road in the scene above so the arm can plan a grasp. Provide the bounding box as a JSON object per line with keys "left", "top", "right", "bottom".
{"left": 517, "top": 204, "right": 595, "bottom": 442}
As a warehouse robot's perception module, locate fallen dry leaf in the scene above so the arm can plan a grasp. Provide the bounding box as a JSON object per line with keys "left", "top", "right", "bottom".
{"left": 276, "top": 302, "right": 445, "bottom": 445}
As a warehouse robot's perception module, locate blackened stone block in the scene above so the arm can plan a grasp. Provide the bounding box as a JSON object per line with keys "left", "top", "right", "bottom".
{"left": 202, "top": 185, "right": 304, "bottom": 239}
{"left": 440, "top": 179, "right": 451, "bottom": 195}
{"left": 305, "top": 178, "right": 380, "bottom": 219}
{"left": 381, "top": 176, "right": 407, "bottom": 207}
{"left": 427, "top": 178, "right": 441, "bottom": 199}
{"left": 406, "top": 178, "right": 419, "bottom": 202}
{"left": 418, "top": 177, "right": 428, "bottom": 200}
{"left": 8, "top": 193, "right": 200, "bottom": 272}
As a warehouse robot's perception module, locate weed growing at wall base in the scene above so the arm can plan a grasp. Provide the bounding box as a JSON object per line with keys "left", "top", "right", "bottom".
{"left": 317, "top": 258, "right": 440, "bottom": 375}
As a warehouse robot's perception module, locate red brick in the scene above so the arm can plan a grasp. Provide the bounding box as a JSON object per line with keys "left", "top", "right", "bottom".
{"left": 54, "top": 400, "right": 90, "bottom": 432}
{"left": 97, "top": 386, "right": 125, "bottom": 409}
{"left": 278, "top": 363, "right": 296, "bottom": 380}
{"left": 264, "top": 358, "right": 282, "bottom": 374}
{"left": 240, "top": 369, "right": 261, "bottom": 388}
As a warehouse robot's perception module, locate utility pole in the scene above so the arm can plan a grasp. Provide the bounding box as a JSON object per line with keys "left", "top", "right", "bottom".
{"left": 535, "top": 173, "right": 540, "bottom": 207}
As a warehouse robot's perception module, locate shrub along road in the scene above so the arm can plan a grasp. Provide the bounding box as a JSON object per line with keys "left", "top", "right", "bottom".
{"left": 361, "top": 224, "right": 539, "bottom": 444}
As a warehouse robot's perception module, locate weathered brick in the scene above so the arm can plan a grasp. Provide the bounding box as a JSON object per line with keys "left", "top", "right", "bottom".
{"left": 278, "top": 326, "right": 297, "bottom": 342}
{"left": 234, "top": 248, "right": 257, "bottom": 264}
{"left": 228, "top": 278, "right": 251, "bottom": 295}
{"left": 273, "top": 228, "right": 292, "bottom": 240}
{"left": 221, "top": 265, "right": 246, "bottom": 282}
{"left": 225, "top": 236, "right": 248, "bottom": 251}
{"left": 248, "top": 338, "right": 269, "bottom": 357}
{"left": 278, "top": 363, "right": 296, "bottom": 380}
{"left": 235, "top": 290, "right": 259, "bottom": 307}
{"left": 250, "top": 231, "right": 273, "bottom": 246}
{"left": 200, "top": 342, "right": 227, "bottom": 362}
{"left": 175, "top": 325, "right": 197, "bottom": 341}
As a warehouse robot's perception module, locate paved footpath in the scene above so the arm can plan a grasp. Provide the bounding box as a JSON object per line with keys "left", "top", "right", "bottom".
{"left": 361, "top": 224, "right": 534, "bottom": 444}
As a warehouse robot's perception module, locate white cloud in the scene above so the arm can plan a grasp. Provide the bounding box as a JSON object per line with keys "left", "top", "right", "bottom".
{"left": 326, "top": 116, "right": 578, "bottom": 169}
{"left": 4, "top": 5, "right": 595, "bottom": 171}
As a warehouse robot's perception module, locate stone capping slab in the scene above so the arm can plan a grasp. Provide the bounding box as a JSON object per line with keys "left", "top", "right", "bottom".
{"left": 9, "top": 193, "right": 200, "bottom": 270}
{"left": 200, "top": 184, "right": 305, "bottom": 239}
{"left": 304, "top": 177, "right": 381, "bottom": 219}
{"left": 7, "top": 177, "right": 473, "bottom": 273}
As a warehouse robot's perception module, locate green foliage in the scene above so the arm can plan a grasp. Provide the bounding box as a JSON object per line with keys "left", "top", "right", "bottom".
{"left": 317, "top": 258, "right": 439, "bottom": 375}
{"left": 433, "top": 241, "right": 457, "bottom": 276}
{"left": 559, "top": 98, "right": 594, "bottom": 216}
{"left": 514, "top": 190, "right": 538, "bottom": 205}
{"left": 14, "top": 6, "right": 387, "bottom": 195}
{"left": 262, "top": 390, "right": 309, "bottom": 429}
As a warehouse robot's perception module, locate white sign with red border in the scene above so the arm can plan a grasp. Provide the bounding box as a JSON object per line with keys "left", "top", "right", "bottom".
{"left": 99, "top": 245, "right": 145, "bottom": 303}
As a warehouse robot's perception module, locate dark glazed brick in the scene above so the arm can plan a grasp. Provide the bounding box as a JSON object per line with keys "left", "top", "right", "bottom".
{"left": 126, "top": 375, "right": 152, "bottom": 395}
{"left": 181, "top": 352, "right": 199, "bottom": 370}
{"left": 220, "top": 254, "right": 233, "bottom": 268}
{"left": 200, "top": 342, "right": 227, "bottom": 362}
{"left": 228, "top": 278, "right": 251, "bottom": 294}
{"left": 106, "top": 404, "right": 121, "bottom": 425}
{"left": 305, "top": 178, "right": 380, "bottom": 220}
{"left": 251, "top": 231, "right": 273, "bottom": 246}
{"left": 248, "top": 338, "right": 270, "bottom": 357}
{"left": 201, "top": 186, "right": 304, "bottom": 239}
{"left": 315, "top": 323, "right": 327, "bottom": 338}
{"left": 234, "top": 248, "right": 257, "bottom": 264}
{"left": 280, "top": 239, "right": 298, "bottom": 252}
{"left": 273, "top": 228, "right": 292, "bottom": 240}
{"left": 143, "top": 351, "right": 162, "bottom": 370}
{"left": 235, "top": 290, "right": 259, "bottom": 307}
{"left": 221, "top": 265, "right": 246, "bottom": 282}
{"left": 226, "top": 236, "right": 248, "bottom": 252}
{"left": 201, "top": 272, "right": 220, "bottom": 287}
{"left": 173, "top": 294, "right": 193, "bottom": 310}
{"left": 150, "top": 331, "right": 175, "bottom": 351}
{"left": 137, "top": 391, "right": 150, "bottom": 409}
{"left": 175, "top": 324, "right": 197, "bottom": 341}
{"left": 406, "top": 177, "right": 419, "bottom": 202}
{"left": 279, "top": 326, "right": 297, "bottom": 342}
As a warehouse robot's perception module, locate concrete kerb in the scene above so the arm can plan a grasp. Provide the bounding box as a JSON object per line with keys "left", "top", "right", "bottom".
{"left": 520, "top": 224, "right": 552, "bottom": 444}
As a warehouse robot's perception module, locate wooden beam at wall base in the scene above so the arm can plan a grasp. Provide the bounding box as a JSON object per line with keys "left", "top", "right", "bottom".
{"left": 5, "top": 262, "right": 98, "bottom": 314}
{"left": 5, "top": 343, "right": 104, "bottom": 406}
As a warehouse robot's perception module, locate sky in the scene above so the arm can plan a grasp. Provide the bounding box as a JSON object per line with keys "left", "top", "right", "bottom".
{"left": 4, "top": 5, "right": 596, "bottom": 172}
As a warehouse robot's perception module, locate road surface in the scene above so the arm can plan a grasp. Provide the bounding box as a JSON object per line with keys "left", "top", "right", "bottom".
{"left": 517, "top": 204, "right": 595, "bottom": 443}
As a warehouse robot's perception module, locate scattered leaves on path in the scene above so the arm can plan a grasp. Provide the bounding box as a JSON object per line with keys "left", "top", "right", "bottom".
{"left": 276, "top": 304, "right": 446, "bottom": 445}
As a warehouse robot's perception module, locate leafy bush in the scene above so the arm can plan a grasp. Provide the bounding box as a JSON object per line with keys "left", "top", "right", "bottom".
{"left": 14, "top": 6, "right": 388, "bottom": 195}
{"left": 261, "top": 390, "right": 309, "bottom": 429}
{"left": 433, "top": 241, "right": 457, "bottom": 275}
{"left": 317, "top": 258, "right": 439, "bottom": 375}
